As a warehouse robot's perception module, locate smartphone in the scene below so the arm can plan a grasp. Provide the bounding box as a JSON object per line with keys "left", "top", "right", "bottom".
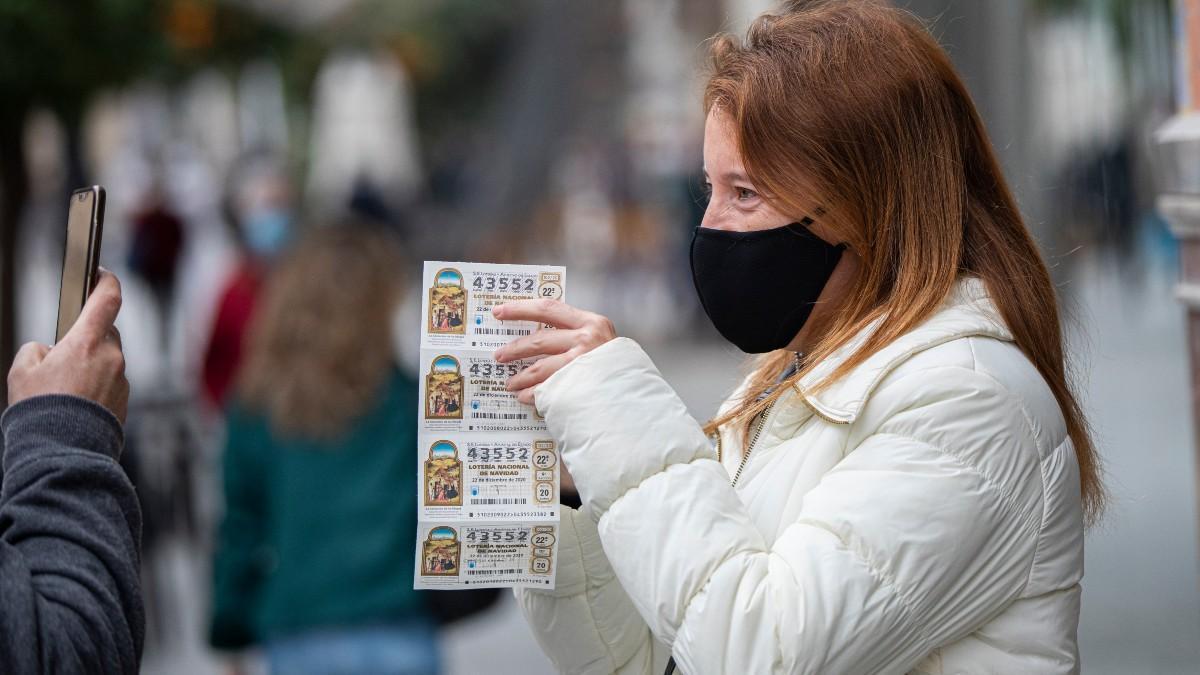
{"left": 55, "top": 186, "right": 106, "bottom": 343}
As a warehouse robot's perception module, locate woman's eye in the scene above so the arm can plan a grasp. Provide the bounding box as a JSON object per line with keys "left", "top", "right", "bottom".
{"left": 736, "top": 187, "right": 758, "bottom": 201}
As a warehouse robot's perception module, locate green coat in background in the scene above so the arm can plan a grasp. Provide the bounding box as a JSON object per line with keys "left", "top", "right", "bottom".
{"left": 209, "top": 368, "right": 426, "bottom": 650}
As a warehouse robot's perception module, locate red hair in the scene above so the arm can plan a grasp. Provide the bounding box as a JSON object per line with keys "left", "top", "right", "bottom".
{"left": 703, "top": 0, "right": 1105, "bottom": 523}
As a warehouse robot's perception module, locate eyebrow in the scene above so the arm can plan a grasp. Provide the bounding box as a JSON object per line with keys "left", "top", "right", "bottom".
{"left": 701, "top": 168, "right": 752, "bottom": 184}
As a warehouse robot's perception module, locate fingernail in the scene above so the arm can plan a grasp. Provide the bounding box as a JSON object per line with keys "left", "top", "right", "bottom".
{"left": 494, "top": 349, "right": 505, "bottom": 363}
{"left": 492, "top": 305, "right": 503, "bottom": 318}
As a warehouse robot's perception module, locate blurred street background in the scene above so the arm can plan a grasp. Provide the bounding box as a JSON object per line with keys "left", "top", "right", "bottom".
{"left": 1, "top": 0, "right": 1197, "bottom": 673}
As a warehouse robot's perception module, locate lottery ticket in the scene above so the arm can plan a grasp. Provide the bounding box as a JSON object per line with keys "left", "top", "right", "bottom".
{"left": 414, "top": 521, "right": 558, "bottom": 590}
{"left": 418, "top": 433, "right": 559, "bottom": 521}
{"left": 421, "top": 261, "right": 566, "bottom": 351}
{"left": 414, "top": 261, "right": 564, "bottom": 591}
{"left": 417, "top": 349, "right": 545, "bottom": 434}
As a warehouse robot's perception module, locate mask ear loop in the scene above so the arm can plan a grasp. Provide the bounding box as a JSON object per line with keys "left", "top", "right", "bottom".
{"left": 805, "top": 208, "right": 851, "bottom": 252}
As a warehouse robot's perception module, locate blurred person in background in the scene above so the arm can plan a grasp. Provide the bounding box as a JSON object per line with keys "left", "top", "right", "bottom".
{"left": 503, "top": 2, "right": 1103, "bottom": 673}
{"left": 208, "top": 225, "right": 437, "bottom": 675}
{"left": 201, "top": 154, "right": 296, "bottom": 410}
{"left": 127, "top": 181, "right": 187, "bottom": 355}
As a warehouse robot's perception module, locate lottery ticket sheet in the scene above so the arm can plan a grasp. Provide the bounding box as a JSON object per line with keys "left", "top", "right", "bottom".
{"left": 417, "top": 350, "right": 544, "bottom": 434}
{"left": 415, "top": 522, "right": 558, "bottom": 590}
{"left": 418, "top": 433, "right": 560, "bottom": 522}
{"left": 414, "top": 262, "right": 565, "bottom": 590}
{"left": 420, "top": 262, "right": 565, "bottom": 351}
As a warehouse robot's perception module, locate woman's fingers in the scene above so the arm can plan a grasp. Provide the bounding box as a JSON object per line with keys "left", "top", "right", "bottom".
{"left": 493, "top": 298, "right": 586, "bottom": 329}
{"left": 492, "top": 299, "right": 618, "bottom": 406}
{"left": 495, "top": 327, "right": 575, "bottom": 363}
{"left": 516, "top": 386, "right": 537, "bottom": 406}
{"left": 505, "top": 351, "right": 576, "bottom": 394}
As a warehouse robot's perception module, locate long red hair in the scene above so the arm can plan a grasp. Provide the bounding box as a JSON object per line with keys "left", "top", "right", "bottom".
{"left": 703, "top": 0, "right": 1105, "bottom": 523}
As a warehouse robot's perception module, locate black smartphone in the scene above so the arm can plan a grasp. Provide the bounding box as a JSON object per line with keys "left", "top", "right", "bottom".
{"left": 55, "top": 186, "right": 106, "bottom": 343}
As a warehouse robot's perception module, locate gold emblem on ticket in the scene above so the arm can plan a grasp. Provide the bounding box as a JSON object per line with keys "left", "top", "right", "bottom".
{"left": 537, "top": 271, "right": 563, "bottom": 301}
{"left": 532, "top": 440, "right": 557, "bottom": 504}
{"left": 530, "top": 526, "right": 555, "bottom": 575}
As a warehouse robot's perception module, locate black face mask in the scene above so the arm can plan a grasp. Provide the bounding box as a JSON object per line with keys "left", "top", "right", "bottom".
{"left": 690, "top": 220, "right": 845, "bottom": 354}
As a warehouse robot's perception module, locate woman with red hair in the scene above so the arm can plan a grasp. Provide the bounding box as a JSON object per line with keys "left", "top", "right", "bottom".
{"left": 503, "top": 2, "right": 1103, "bottom": 673}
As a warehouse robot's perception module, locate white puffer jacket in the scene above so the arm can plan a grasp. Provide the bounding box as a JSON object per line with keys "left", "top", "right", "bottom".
{"left": 515, "top": 275, "right": 1084, "bottom": 675}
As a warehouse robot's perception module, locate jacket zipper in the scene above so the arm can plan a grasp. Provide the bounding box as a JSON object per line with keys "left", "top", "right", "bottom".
{"left": 724, "top": 399, "right": 775, "bottom": 488}
{"left": 798, "top": 395, "right": 852, "bottom": 426}
{"left": 719, "top": 389, "right": 852, "bottom": 488}
{"left": 673, "top": 364, "right": 810, "bottom": 675}
{"left": 720, "top": 353, "right": 856, "bottom": 488}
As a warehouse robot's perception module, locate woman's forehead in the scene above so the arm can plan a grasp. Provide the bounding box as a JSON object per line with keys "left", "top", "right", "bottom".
{"left": 703, "top": 109, "right": 748, "bottom": 179}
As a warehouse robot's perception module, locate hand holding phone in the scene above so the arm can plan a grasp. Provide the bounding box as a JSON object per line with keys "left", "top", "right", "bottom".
{"left": 9, "top": 269, "right": 129, "bottom": 422}
{"left": 5, "top": 185, "right": 128, "bottom": 422}
{"left": 56, "top": 186, "right": 105, "bottom": 343}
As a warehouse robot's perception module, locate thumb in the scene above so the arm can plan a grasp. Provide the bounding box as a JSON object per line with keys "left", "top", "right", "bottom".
{"left": 66, "top": 269, "right": 122, "bottom": 346}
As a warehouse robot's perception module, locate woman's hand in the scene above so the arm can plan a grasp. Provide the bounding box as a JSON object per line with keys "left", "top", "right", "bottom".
{"left": 492, "top": 299, "right": 616, "bottom": 404}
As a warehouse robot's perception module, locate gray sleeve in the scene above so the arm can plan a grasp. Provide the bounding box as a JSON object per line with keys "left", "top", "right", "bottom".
{"left": 0, "top": 394, "right": 144, "bottom": 674}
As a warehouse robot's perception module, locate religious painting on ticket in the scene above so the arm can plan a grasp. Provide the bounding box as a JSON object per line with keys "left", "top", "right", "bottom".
{"left": 428, "top": 267, "right": 467, "bottom": 335}
{"left": 424, "top": 440, "right": 463, "bottom": 507}
{"left": 421, "top": 526, "right": 461, "bottom": 576}
{"left": 425, "top": 355, "right": 464, "bottom": 420}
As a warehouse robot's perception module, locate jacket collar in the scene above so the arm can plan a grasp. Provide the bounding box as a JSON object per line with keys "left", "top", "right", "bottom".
{"left": 793, "top": 275, "right": 1013, "bottom": 424}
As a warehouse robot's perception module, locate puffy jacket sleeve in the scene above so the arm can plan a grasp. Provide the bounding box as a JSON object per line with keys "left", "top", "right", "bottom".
{"left": 534, "top": 338, "right": 1045, "bottom": 674}
{"left": 514, "top": 506, "right": 664, "bottom": 674}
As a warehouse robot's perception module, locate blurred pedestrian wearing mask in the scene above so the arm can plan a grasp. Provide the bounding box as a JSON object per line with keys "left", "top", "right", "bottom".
{"left": 201, "top": 156, "right": 296, "bottom": 409}
{"left": 208, "top": 225, "right": 438, "bottom": 675}
{"left": 506, "top": 2, "right": 1104, "bottom": 673}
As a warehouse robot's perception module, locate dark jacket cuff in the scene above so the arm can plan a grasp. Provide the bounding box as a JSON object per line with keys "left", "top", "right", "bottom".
{"left": 1, "top": 394, "right": 125, "bottom": 470}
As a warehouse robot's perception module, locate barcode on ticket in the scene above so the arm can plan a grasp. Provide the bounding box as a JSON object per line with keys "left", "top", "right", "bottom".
{"left": 476, "top": 328, "right": 531, "bottom": 336}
